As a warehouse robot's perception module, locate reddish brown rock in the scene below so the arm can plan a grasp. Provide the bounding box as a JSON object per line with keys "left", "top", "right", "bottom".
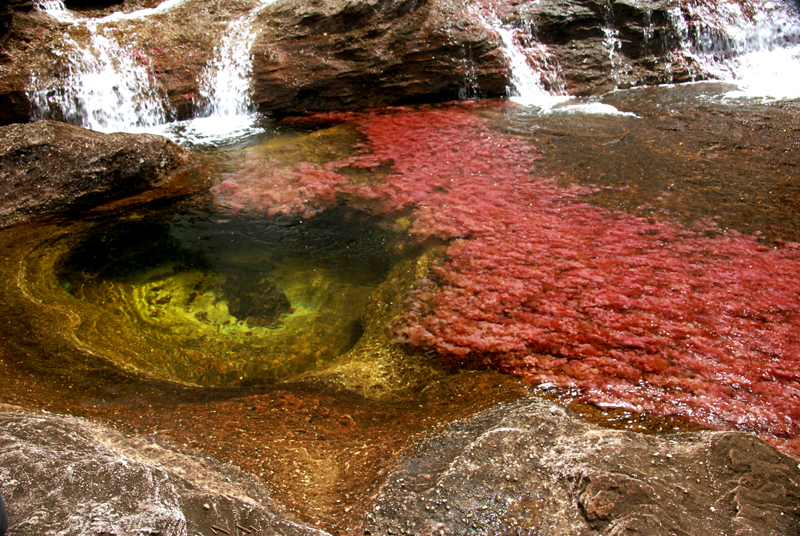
{"left": 0, "top": 120, "right": 198, "bottom": 228}
{"left": 0, "top": 0, "right": 717, "bottom": 125}
{"left": 498, "top": 0, "right": 695, "bottom": 95}
{"left": 248, "top": 0, "right": 509, "bottom": 114}
{"left": 0, "top": 0, "right": 509, "bottom": 124}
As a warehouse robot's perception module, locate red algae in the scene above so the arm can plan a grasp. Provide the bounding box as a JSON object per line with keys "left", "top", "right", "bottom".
{"left": 213, "top": 104, "right": 800, "bottom": 453}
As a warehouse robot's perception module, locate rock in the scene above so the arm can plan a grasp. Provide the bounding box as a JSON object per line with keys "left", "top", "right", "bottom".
{"left": 502, "top": 0, "right": 694, "bottom": 95}
{"left": 63, "top": 0, "right": 123, "bottom": 9}
{"left": 0, "top": 0, "right": 775, "bottom": 123}
{"left": 0, "top": 0, "right": 33, "bottom": 44}
{"left": 0, "top": 489, "right": 6, "bottom": 536}
{"left": 248, "top": 0, "right": 509, "bottom": 114}
{"left": 361, "top": 398, "right": 800, "bottom": 535}
{"left": 0, "top": 0, "right": 509, "bottom": 124}
{"left": 0, "top": 120, "right": 198, "bottom": 228}
{"left": 0, "top": 405, "right": 330, "bottom": 536}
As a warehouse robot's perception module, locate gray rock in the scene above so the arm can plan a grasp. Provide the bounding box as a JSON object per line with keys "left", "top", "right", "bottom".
{"left": 0, "top": 120, "right": 198, "bottom": 228}
{"left": 0, "top": 406, "right": 330, "bottom": 536}
{"left": 361, "top": 398, "right": 800, "bottom": 535}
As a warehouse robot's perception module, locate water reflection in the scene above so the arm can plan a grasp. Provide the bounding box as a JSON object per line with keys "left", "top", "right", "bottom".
{"left": 492, "top": 83, "right": 800, "bottom": 243}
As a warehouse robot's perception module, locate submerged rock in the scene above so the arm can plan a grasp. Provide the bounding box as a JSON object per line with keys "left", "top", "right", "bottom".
{"left": 361, "top": 398, "right": 800, "bottom": 535}
{"left": 0, "top": 120, "right": 198, "bottom": 228}
{"left": 0, "top": 405, "right": 330, "bottom": 536}
{"left": 3, "top": 399, "right": 798, "bottom": 535}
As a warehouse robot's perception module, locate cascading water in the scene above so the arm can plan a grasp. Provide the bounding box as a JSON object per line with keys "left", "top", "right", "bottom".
{"left": 483, "top": 0, "right": 800, "bottom": 109}
{"left": 599, "top": 2, "right": 624, "bottom": 86}
{"left": 160, "top": 0, "right": 279, "bottom": 147}
{"left": 669, "top": 0, "right": 800, "bottom": 99}
{"left": 27, "top": 0, "right": 189, "bottom": 132}
{"left": 472, "top": 9, "right": 570, "bottom": 110}
{"left": 29, "top": 0, "right": 278, "bottom": 145}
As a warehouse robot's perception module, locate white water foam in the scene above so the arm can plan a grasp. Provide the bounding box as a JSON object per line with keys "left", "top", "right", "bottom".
{"left": 163, "top": 0, "right": 280, "bottom": 147}
{"left": 476, "top": 11, "right": 639, "bottom": 117}
{"left": 670, "top": 0, "right": 800, "bottom": 100}
{"left": 30, "top": 0, "right": 276, "bottom": 144}
{"left": 473, "top": 10, "right": 570, "bottom": 110}
{"left": 29, "top": 0, "right": 185, "bottom": 132}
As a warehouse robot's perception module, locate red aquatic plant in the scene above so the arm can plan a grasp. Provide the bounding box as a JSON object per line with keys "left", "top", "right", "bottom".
{"left": 214, "top": 104, "right": 800, "bottom": 453}
{"left": 213, "top": 158, "right": 349, "bottom": 219}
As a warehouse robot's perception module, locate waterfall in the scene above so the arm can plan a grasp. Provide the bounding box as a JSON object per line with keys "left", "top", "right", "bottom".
{"left": 670, "top": 0, "right": 800, "bottom": 100}
{"left": 29, "top": 0, "right": 276, "bottom": 145}
{"left": 475, "top": 9, "right": 638, "bottom": 115}
{"left": 28, "top": 0, "right": 191, "bottom": 132}
{"left": 162, "top": 0, "right": 278, "bottom": 147}
{"left": 473, "top": 10, "right": 569, "bottom": 109}
{"left": 600, "top": 2, "right": 624, "bottom": 86}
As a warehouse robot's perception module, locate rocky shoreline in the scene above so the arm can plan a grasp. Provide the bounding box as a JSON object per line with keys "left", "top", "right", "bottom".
{"left": 0, "top": 0, "right": 731, "bottom": 125}
{"left": 2, "top": 399, "right": 799, "bottom": 535}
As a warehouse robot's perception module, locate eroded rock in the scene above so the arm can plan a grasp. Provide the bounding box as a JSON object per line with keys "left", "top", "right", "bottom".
{"left": 248, "top": 0, "right": 508, "bottom": 114}
{"left": 0, "top": 405, "right": 331, "bottom": 536}
{"left": 0, "top": 120, "right": 199, "bottom": 228}
{"left": 361, "top": 398, "right": 800, "bottom": 535}
{"left": 0, "top": 0, "right": 509, "bottom": 124}
{"left": 1, "top": 0, "right": 784, "bottom": 122}
{"left": 500, "top": 0, "right": 694, "bottom": 95}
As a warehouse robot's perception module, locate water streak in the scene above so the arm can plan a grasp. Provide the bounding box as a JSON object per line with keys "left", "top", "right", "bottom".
{"left": 473, "top": 10, "right": 568, "bottom": 110}
{"left": 670, "top": 0, "right": 800, "bottom": 100}
{"left": 155, "top": 0, "right": 279, "bottom": 147}
{"left": 29, "top": 0, "right": 180, "bottom": 132}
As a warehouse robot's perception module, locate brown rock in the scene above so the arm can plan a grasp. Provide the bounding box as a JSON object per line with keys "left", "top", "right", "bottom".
{"left": 360, "top": 399, "right": 800, "bottom": 535}
{"left": 0, "top": 120, "right": 198, "bottom": 228}
{"left": 248, "top": 0, "right": 509, "bottom": 114}
{"left": 501, "top": 0, "right": 695, "bottom": 95}
{"left": 0, "top": 0, "right": 507, "bottom": 124}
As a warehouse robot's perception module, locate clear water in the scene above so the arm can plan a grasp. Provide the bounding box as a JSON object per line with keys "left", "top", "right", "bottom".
{"left": 51, "top": 203, "right": 405, "bottom": 387}
{"left": 14, "top": 0, "right": 800, "bottom": 456}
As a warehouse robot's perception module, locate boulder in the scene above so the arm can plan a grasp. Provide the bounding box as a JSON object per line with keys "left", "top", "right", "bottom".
{"left": 501, "top": 0, "right": 694, "bottom": 95}
{"left": 0, "top": 120, "right": 198, "bottom": 228}
{"left": 248, "top": 0, "right": 509, "bottom": 114}
{"left": 361, "top": 398, "right": 800, "bottom": 535}
{"left": 0, "top": 405, "right": 330, "bottom": 536}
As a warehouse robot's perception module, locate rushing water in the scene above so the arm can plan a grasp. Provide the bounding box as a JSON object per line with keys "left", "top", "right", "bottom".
{"left": 28, "top": 0, "right": 178, "bottom": 131}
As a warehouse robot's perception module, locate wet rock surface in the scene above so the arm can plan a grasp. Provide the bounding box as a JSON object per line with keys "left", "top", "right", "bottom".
{"left": 0, "top": 0, "right": 509, "bottom": 123}
{"left": 2, "top": 397, "right": 799, "bottom": 535}
{"left": 0, "top": 0, "right": 754, "bottom": 123}
{"left": 0, "top": 405, "right": 329, "bottom": 536}
{"left": 361, "top": 398, "right": 800, "bottom": 535}
{"left": 0, "top": 120, "right": 198, "bottom": 228}
{"left": 501, "top": 0, "right": 695, "bottom": 95}
{"left": 247, "top": 0, "right": 508, "bottom": 114}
